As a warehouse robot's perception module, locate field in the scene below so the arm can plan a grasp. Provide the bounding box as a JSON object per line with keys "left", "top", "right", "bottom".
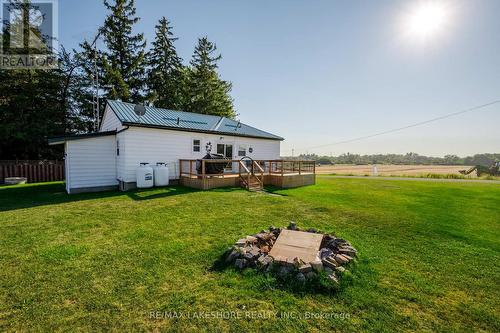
{"left": 0, "top": 179, "right": 499, "bottom": 332}
{"left": 316, "top": 164, "right": 475, "bottom": 177}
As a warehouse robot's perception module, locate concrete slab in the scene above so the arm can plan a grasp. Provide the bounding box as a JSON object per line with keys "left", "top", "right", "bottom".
{"left": 269, "top": 230, "right": 324, "bottom": 263}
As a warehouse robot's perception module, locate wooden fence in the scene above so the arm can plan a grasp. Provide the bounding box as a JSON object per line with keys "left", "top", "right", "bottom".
{"left": 0, "top": 160, "right": 65, "bottom": 184}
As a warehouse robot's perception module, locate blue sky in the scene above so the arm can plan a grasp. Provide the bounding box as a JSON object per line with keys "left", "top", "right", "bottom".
{"left": 58, "top": 0, "right": 500, "bottom": 156}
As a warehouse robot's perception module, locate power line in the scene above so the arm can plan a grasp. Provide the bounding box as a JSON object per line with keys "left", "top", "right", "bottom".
{"left": 287, "top": 99, "right": 500, "bottom": 154}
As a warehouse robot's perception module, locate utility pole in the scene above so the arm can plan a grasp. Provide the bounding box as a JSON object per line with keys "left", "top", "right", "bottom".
{"left": 87, "top": 28, "right": 103, "bottom": 132}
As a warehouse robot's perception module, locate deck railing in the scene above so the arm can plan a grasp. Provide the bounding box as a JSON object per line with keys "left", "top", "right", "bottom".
{"left": 179, "top": 159, "right": 315, "bottom": 179}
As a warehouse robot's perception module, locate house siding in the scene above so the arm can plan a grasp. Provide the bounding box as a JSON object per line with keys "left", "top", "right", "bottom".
{"left": 100, "top": 106, "right": 125, "bottom": 132}
{"left": 118, "top": 127, "right": 280, "bottom": 183}
{"left": 66, "top": 136, "right": 118, "bottom": 192}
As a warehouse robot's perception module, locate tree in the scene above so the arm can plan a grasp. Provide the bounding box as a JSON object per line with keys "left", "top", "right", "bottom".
{"left": 59, "top": 48, "right": 95, "bottom": 133}
{"left": 146, "top": 17, "right": 184, "bottom": 109}
{"left": 100, "top": 0, "right": 146, "bottom": 103}
{"left": 184, "top": 37, "right": 235, "bottom": 118}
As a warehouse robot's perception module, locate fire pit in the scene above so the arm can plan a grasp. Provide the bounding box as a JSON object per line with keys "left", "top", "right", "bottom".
{"left": 225, "top": 222, "right": 358, "bottom": 284}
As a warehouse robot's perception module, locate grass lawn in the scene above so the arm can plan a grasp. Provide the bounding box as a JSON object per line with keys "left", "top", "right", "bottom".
{"left": 0, "top": 178, "right": 499, "bottom": 332}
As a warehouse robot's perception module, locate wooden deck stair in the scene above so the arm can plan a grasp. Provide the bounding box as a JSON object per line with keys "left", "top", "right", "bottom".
{"left": 238, "top": 159, "right": 264, "bottom": 191}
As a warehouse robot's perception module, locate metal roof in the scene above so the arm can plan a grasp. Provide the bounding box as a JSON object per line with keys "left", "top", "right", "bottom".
{"left": 48, "top": 130, "right": 117, "bottom": 145}
{"left": 107, "top": 100, "right": 284, "bottom": 141}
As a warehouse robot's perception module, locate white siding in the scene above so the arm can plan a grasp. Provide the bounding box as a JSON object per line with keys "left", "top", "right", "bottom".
{"left": 116, "top": 131, "right": 126, "bottom": 181}
{"left": 118, "top": 127, "right": 280, "bottom": 182}
{"left": 100, "top": 106, "right": 124, "bottom": 132}
{"left": 66, "top": 136, "right": 118, "bottom": 192}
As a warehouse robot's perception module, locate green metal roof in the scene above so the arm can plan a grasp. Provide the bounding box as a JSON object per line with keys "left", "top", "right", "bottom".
{"left": 48, "top": 130, "right": 117, "bottom": 145}
{"left": 107, "top": 100, "right": 284, "bottom": 141}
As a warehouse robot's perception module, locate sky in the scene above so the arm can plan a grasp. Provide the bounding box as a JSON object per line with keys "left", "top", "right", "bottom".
{"left": 58, "top": 0, "right": 500, "bottom": 157}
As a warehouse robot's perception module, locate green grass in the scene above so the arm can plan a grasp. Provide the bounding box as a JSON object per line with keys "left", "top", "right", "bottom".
{"left": 0, "top": 179, "right": 499, "bottom": 332}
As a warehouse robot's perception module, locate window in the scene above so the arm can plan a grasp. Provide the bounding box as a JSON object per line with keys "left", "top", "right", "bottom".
{"left": 217, "top": 143, "right": 224, "bottom": 155}
{"left": 116, "top": 140, "right": 120, "bottom": 156}
{"left": 193, "top": 139, "right": 201, "bottom": 152}
{"left": 238, "top": 145, "right": 246, "bottom": 157}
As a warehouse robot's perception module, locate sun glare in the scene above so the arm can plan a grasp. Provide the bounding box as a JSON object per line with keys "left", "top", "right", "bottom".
{"left": 403, "top": 1, "right": 451, "bottom": 43}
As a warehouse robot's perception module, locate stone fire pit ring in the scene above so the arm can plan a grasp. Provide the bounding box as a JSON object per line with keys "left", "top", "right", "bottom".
{"left": 225, "top": 222, "right": 358, "bottom": 284}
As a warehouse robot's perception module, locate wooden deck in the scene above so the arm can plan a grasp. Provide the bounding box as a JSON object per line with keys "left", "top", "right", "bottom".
{"left": 179, "top": 159, "right": 316, "bottom": 190}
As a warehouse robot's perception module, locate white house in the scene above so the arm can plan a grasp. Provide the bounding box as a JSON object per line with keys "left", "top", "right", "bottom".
{"left": 49, "top": 100, "right": 284, "bottom": 194}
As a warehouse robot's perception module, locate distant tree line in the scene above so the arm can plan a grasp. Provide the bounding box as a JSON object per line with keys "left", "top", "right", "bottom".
{"left": 288, "top": 153, "right": 500, "bottom": 167}
{"left": 0, "top": 0, "right": 234, "bottom": 159}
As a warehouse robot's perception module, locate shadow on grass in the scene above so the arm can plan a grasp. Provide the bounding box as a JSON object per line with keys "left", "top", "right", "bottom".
{"left": 209, "top": 249, "right": 362, "bottom": 296}
{"left": 262, "top": 185, "right": 288, "bottom": 196}
{"left": 0, "top": 182, "right": 200, "bottom": 212}
{"left": 125, "top": 186, "right": 199, "bottom": 201}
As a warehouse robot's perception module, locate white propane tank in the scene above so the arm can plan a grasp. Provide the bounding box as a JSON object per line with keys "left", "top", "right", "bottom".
{"left": 136, "top": 163, "right": 154, "bottom": 188}
{"left": 153, "top": 162, "right": 169, "bottom": 187}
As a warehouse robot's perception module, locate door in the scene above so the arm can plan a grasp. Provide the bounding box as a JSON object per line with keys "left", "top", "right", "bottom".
{"left": 217, "top": 143, "right": 233, "bottom": 170}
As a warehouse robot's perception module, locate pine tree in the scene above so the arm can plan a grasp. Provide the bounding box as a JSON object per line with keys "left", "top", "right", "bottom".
{"left": 60, "top": 49, "right": 95, "bottom": 133}
{"left": 185, "top": 37, "right": 235, "bottom": 118}
{"left": 100, "top": 0, "right": 146, "bottom": 103}
{"left": 146, "top": 17, "right": 184, "bottom": 109}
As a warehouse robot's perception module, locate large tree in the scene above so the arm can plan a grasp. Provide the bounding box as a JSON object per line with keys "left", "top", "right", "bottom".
{"left": 59, "top": 49, "right": 95, "bottom": 133}
{"left": 100, "top": 0, "right": 146, "bottom": 103}
{"left": 184, "top": 37, "right": 235, "bottom": 118}
{"left": 146, "top": 17, "right": 184, "bottom": 109}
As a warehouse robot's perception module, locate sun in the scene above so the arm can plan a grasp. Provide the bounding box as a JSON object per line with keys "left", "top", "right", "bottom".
{"left": 402, "top": 1, "right": 451, "bottom": 43}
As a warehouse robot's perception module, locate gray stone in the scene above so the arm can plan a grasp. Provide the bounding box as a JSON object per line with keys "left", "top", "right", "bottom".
{"left": 235, "top": 259, "right": 247, "bottom": 269}
{"left": 342, "top": 254, "right": 354, "bottom": 261}
{"left": 226, "top": 250, "right": 240, "bottom": 263}
{"left": 335, "top": 266, "right": 346, "bottom": 273}
{"left": 278, "top": 265, "right": 293, "bottom": 278}
{"left": 310, "top": 259, "right": 323, "bottom": 272}
{"left": 338, "top": 248, "right": 357, "bottom": 257}
{"left": 325, "top": 239, "right": 338, "bottom": 250}
{"left": 322, "top": 257, "right": 338, "bottom": 269}
{"left": 296, "top": 272, "right": 306, "bottom": 283}
{"left": 242, "top": 246, "right": 254, "bottom": 254}
{"left": 236, "top": 238, "right": 247, "bottom": 247}
{"left": 333, "top": 238, "right": 348, "bottom": 247}
{"left": 306, "top": 228, "right": 317, "bottom": 233}
{"left": 257, "top": 255, "right": 273, "bottom": 268}
{"left": 281, "top": 258, "right": 296, "bottom": 267}
{"left": 339, "top": 244, "right": 357, "bottom": 252}
{"left": 265, "top": 263, "right": 274, "bottom": 273}
{"left": 246, "top": 236, "right": 257, "bottom": 243}
{"left": 260, "top": 245, "right": 270, "bottom": 253}
{"left": 256, "top": 233, "right": 272, "bottom": 242}
{"left": 298, "top": 263, "right": 312, "bottom": 274}
{"left": 318, "top": 248, "right": 333, "bottom": 259}
{"left": 305, "top": 271, "right": 317, "bottom": 279}
{"left": 324, "top": 234, "right": 335, "bottom": 242}
{"left": 334, "top": 254, "right": 349, "bottom": 265}
{"left": 249, "top": 247, "right": 260, "bottom": 258}
{"left": 288, "top": 221, "right": 297, "bottom": 230}
{"left": 327, "top": 273, "right": 339, "bottom": 283}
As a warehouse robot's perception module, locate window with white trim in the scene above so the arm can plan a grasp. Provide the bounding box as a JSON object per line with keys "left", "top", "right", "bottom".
{"left": 192, "top": 139, "right": 201, "bottom": 152}
{"left": 238, "top": 145, "right": 247, "bottom": 157}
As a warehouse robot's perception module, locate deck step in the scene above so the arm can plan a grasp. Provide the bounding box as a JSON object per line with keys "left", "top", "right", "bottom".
{"left": 239, "top": 171, "right": 263, "bottom": 191}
